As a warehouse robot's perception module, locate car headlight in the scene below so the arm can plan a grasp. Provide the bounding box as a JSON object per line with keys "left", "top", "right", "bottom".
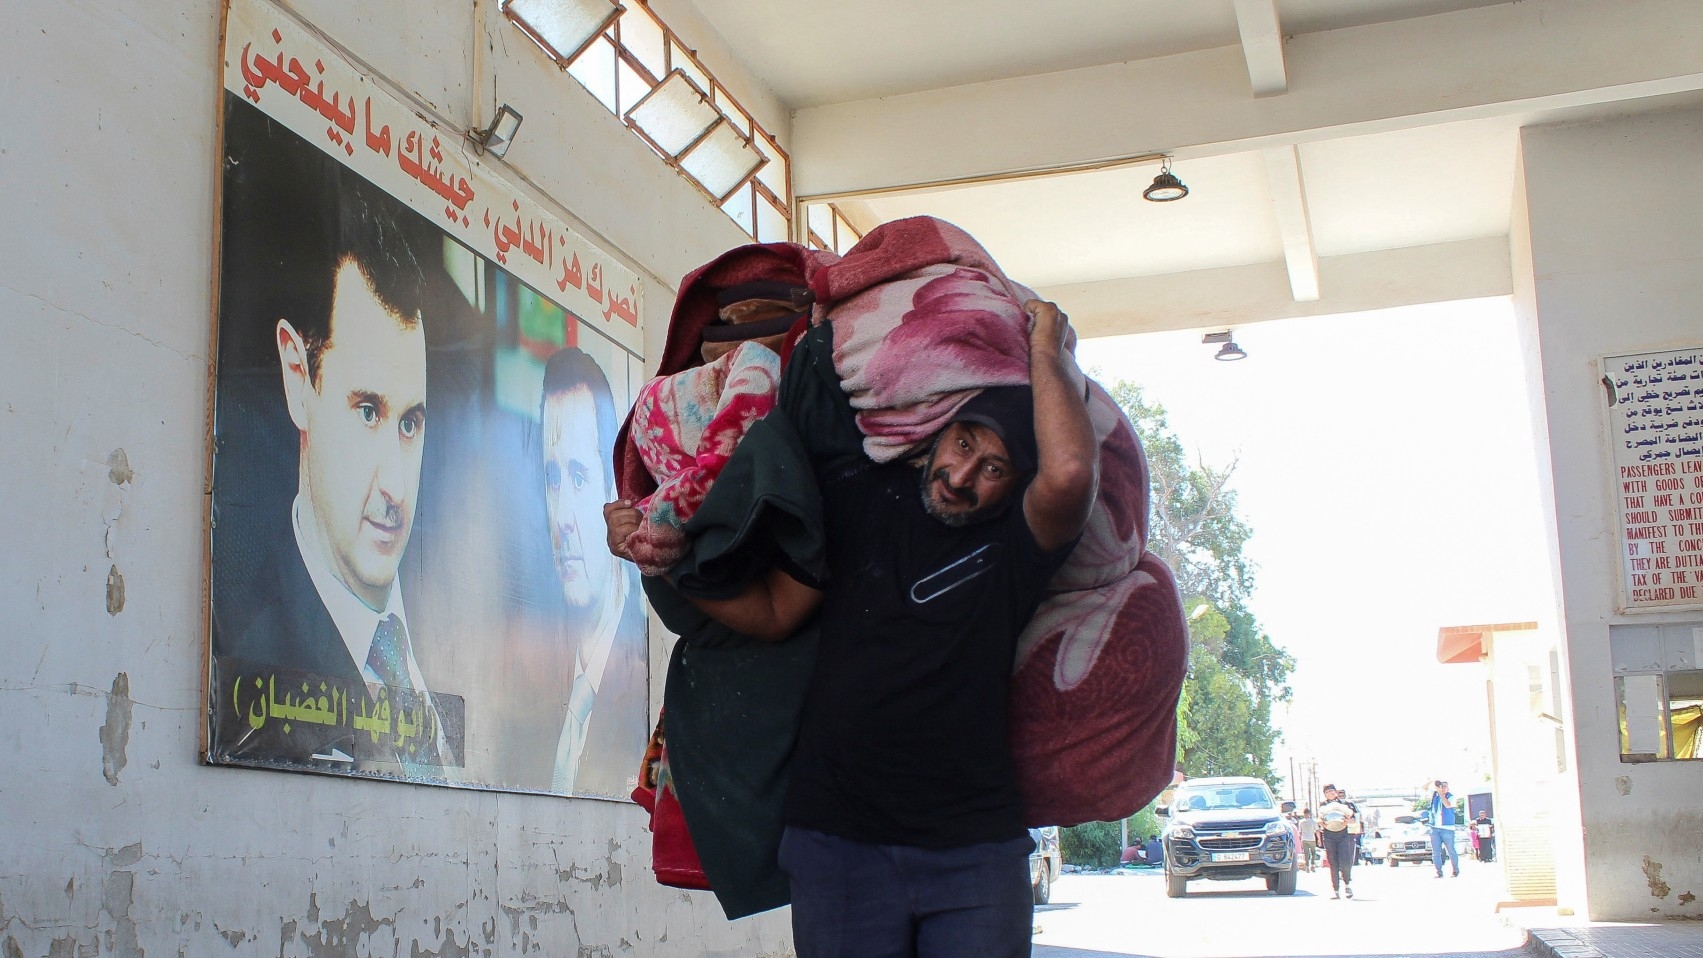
{"left": 1169, "top": 825, "right": 1194, "bottom": 840}
{"left": 1264, "top": 821, "right": 1287, "bottom": 835}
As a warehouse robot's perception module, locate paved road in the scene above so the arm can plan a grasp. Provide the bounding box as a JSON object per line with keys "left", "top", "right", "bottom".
{"left": 1033, "top": 854, "right": 1529, "bottom": 958}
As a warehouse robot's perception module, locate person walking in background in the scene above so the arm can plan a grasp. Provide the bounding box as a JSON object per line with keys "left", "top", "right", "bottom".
{"left": 1317, "top": 784, "right": 1357, "bottom": 899}
{"left": 1297, "top": 808, "right": 1319, "bottom": 872}
{"left": 1427, "top": 779, "right": 1461, "bottom": 877}
{"left": 1473, "top": 810, "right": 1496, "bottom": 862}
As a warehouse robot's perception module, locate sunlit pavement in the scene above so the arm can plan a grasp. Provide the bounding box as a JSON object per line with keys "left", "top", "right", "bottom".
{"left": 1032, "top": 855, "right": 1528, "bottom": 958}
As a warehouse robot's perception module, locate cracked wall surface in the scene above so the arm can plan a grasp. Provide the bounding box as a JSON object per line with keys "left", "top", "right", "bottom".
{"left": 0, "top": 0, "right": 795, "bottom": 954}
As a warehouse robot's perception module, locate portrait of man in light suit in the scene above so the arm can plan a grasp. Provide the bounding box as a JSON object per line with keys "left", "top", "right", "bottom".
{"left": 539, "top": 347, "right": 648, "bottom": 798}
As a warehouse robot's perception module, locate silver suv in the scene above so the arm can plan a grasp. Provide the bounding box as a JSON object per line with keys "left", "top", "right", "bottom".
{"left": 1159, "top": 776, "right": 1298, "bottom": 897}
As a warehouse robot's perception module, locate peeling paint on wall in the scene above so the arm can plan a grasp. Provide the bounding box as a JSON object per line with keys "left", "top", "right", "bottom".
{"left": 1615, "top": 775, "right": 1632, "bottom": 796}
{"left": 100, "top": 864, "right": 141, "bottom": 958}
{"left": 285, "top": 898, "right": 473, "bottom": 958}
{"left": 104, "top": 565, "right": 125, "bottom": 616}
{"left": 98, "top": 673, "right": 132, "bottom": 786}
{"left": 1644, "top": 855, "right": 1671, "bottom": 898}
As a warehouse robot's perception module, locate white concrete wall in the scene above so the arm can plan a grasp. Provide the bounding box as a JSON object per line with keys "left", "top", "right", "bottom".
{"left": 1517, "top": 105, "right": 1703, "bottom": 921}
{"left": 0, "top": 1, "right": 792, "bottom": 954}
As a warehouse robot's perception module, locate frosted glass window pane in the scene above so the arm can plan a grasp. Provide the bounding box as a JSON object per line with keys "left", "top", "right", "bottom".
{"left": 566, "top": 35, "right": 617, "bottom": 113}
{"left": 806, "top": 203, "right": 832, "bottom": 241}
{"left": 756, "top": 195, "right": 788, "bottom": 244}
{"left": 714, "top": 92, "right": 751, "bottom": 135}
{"left": 625, "top": 71, "right": 717, "bottom": 156}
{"left": 755, "top": 132, "right": 788, "bottom": 199}
{"left": 620, "top": 4, "right": 668, "bottom": 81}
{"left": 1620, "top": 674, "right": 1667, "bottom": 757}
{"left": 835, "top": 213, "right": 860, "bottom": 254}
{"left": 719, "top": 182, "right": 755, "bottom": 237}
{"left": 506, "top": 0, "right": 620, "bottom": 63}
{"left": 673, "top": 45, "right": 710, "bottom": 101}
{"left": 680, "top": 121, "right": 764, "bottom": 201}
{"left": 616, "top": 59, "right": 649, "bottom": 117}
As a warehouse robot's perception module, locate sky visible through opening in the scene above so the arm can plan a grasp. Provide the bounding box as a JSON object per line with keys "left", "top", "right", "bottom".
{"left": 1076, "top": 296, "right": 1557, "bottom": 798}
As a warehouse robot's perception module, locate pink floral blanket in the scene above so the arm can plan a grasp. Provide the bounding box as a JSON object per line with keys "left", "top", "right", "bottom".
{"left": 810, "top": 216, "right": 1191, "bottom": 827}
{"left": 624, "top": 342, "right": 783, "bottom": 576}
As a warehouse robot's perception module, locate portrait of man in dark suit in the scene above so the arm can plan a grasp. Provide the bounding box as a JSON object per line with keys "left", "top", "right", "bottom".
{"left": 210, "top": 116, "right": 456, "bottom": 775}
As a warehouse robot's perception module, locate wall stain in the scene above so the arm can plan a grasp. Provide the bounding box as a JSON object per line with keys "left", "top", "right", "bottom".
{"left": 1615, "top": 775, "right": 1632, "bottom": 796}
{"left": 1645, "top": 855, "right": 1672, "bottom": 898}
{"left": 105, "top": 565, "right": 125, "bottom": 616}
{"left": 101, "top": 450, "right": 133, "bottom": 611}
{"left": 99, "top": 673, "right": 132, "bottom": 785}
{"left": 107, "top": 449, "right": 134, "bottom": 486}
{"left": 1680, "top": 891, "right": 1696, "bottom": 905}
{"left": 3, "top": 937, "right": 20, "bottom": 958}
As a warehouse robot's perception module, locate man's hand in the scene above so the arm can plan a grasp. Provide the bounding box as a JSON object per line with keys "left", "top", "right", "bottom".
{"left": 604, "top": 500, "right": 640, "bottom": 561}
{"left": 1021, "top": 299, "right": 1098, "bottom": 553}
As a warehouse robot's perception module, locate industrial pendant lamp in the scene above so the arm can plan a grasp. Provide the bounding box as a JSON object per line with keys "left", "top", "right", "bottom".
{"left": 1144, "top": 156, "right": 1189, "bottom": 202}
{"left": 1202, "top": 330, "right": 1247, "bottom": 361}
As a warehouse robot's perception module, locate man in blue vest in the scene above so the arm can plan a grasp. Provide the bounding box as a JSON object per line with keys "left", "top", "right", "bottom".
{"left": 1426, "top": 779, "right": 1460, "bottom": 877}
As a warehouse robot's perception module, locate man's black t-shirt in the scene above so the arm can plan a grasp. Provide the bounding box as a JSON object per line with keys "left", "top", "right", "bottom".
{"left": 783, "top": 459, "right": 1074, "bottom": 848}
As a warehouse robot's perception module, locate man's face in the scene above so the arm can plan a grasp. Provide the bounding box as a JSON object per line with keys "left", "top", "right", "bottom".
{"left": 542, "top": 385, "right": 614, "bottom": 614}
{"left": 285, "top": 259, "right": 427, "bottom": 610}
{"left": 919, "top": 422, "right": 1020, "bottom": 527}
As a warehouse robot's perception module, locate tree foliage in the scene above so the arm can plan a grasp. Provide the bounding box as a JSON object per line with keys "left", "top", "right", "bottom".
{"left": 1061, "top": 379, "right": 1295, "bottom": 865}
{"left": 1110, "top": 381, "right": 1293, "bottom": 783}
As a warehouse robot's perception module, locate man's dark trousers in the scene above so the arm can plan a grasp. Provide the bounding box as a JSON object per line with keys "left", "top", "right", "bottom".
{"left": 780, "top": 826, "right": 1034, "bottom": 958}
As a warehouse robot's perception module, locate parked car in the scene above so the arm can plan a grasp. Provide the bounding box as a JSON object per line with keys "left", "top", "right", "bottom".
{"left": 1360, "top": 830, "right": 1392, "bottom": 864}
{"left": 1159, "top": 776, "right": 1298, "bottom": 898}
{"left": 1383, "top": 816, "right": 1433, "bottom": 866}
{"left": 1029, "top": 826, "right": 1061, "bottom": 904}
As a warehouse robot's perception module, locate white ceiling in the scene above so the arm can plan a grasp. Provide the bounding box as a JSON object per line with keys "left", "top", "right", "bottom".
{"left": 683, "top": 0, "right": 1703, "bottom": 334}
{"left": 693, "top": 0, "right": 1510, "bottom": 110}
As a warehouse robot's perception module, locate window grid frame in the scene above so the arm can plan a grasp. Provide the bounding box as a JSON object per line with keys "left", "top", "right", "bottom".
{"left": 503, "top": 0, "right": 792, "bottom": 243}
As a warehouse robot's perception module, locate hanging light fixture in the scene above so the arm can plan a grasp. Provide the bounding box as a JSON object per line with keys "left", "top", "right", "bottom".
{"left": 1144, "top": 156, "right": 1190, "bottom": 202}
{"left": 1202, "top": 330, "right": 1247, "bottom": 361}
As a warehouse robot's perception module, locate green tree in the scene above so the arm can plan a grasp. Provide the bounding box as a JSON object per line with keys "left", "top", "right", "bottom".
{"left": 1107, "top": 380, "right": 1292, "bottom": 785}
{"left": 1061, "top": 380, "right": 1295, "bottom": 867}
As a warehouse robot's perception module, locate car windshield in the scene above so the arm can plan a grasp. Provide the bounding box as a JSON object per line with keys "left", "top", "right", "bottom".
{"left": 1172, "top": 784, "right": 1275, "bottom": 811}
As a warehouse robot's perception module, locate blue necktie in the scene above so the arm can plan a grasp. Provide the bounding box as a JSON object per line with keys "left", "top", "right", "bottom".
{"left": 367, "top": 614, "right": 411, "bottom": 689}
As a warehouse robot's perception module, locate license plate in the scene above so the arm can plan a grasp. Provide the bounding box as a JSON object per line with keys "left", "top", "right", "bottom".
{"left": 1211, "top": 852, "right": 1251, "bottom": 862}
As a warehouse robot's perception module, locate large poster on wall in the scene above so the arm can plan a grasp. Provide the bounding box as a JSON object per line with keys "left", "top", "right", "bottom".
{"left": 207, "top": 0, "right": 650, "bottom": 797}
{"left": 1605, "top": 346, "right": 1703, "bottom": 613}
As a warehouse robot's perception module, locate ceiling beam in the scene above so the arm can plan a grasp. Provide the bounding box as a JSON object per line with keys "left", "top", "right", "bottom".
{"left": 1233, "top": 0, "right": 1287, "bottom": 97}
{"left": 1261, "top": 145, "right": 1319, "bottom": 301}
{"left": 792, "top": 0, "right": 1703, "bottom": 198}
{"left": 1040, "top": 236, "right": 1511, "bottom": 340}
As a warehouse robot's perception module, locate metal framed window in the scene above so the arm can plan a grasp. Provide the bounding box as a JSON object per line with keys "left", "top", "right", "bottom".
{"left": 803, "top": 202, "right": 864, "bottom": 255}
{"left": 503, "top": 0, "right": 792, "bottom": 244}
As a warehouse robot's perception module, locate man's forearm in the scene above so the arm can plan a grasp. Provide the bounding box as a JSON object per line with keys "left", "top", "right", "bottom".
{"left": 1022, "top": 300, "right": 1099, "bottom": 551}
{"left": 675, "top": 566, "right": 822, "bottom": 642}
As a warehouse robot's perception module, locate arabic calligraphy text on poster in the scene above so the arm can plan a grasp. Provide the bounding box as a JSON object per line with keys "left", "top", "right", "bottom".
{"left": 223, "top": 0, "right": 642, "bottom": 352}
